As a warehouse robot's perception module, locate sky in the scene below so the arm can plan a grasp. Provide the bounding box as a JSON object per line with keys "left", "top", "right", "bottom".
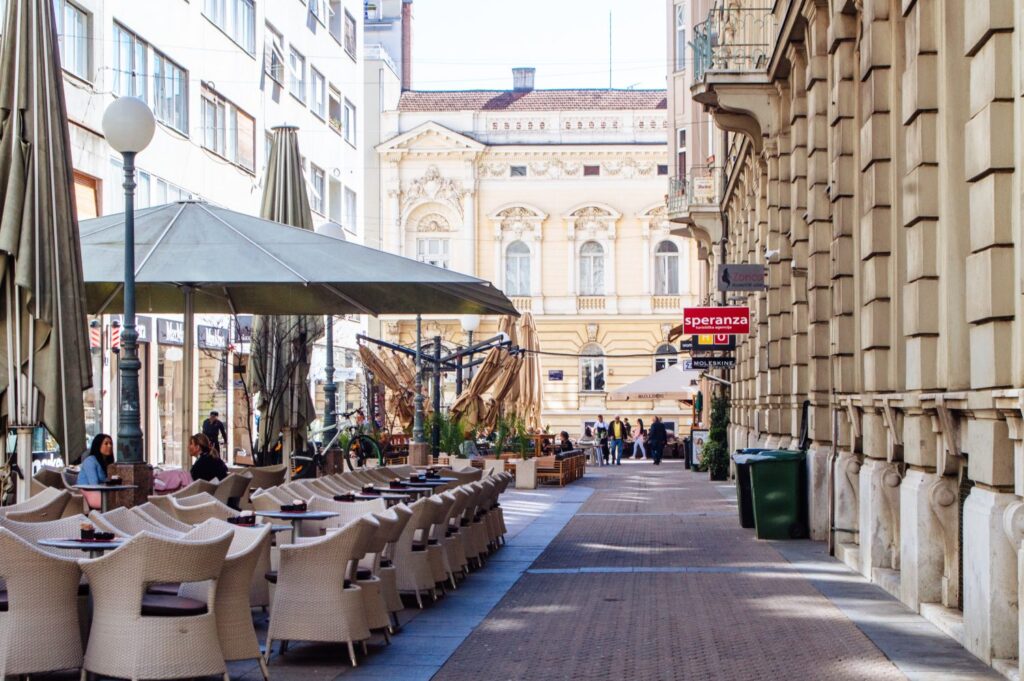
{"left": 409, "top": 0, "right": 668, "bottom": 91}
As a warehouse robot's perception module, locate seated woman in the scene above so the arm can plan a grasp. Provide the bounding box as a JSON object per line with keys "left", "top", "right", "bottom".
{"left": 188, "top": 432, "right": 229, "bottom": 482}
{"left": 558, "top": 431, "right": 573, "bottom": 453}
{"left": 77, "top": 433, "right": 112, "bottom": 509}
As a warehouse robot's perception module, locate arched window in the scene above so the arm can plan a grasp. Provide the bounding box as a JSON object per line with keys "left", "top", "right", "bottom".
{"left": 654, "top": 241, "right": 680, "bottom": 294}
{"left": 579, "top": 343, "right": 605, "bottom": 392}
{"left": 655, "top": 343, "right": 678, "bottom": 371}
{"left": 505, "top": 241, "right": 531, "bottom": 296}
{"left": 579, "top": 241, "right": 605, "bottom": 295}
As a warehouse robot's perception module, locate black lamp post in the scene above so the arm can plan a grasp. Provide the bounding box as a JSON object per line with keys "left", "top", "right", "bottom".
{"left": 316, "top": 222, "right": 346, "bottom": 443}
{"left": 101, "top": 97, "right": 155, "bottom": 463}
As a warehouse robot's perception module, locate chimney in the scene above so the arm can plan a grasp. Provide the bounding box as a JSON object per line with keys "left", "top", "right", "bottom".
{"left": 512, "top": 67, "right": 535, "bottom": 92}
{"left": 401, "top": 1, "right": 413, "bottom": 91}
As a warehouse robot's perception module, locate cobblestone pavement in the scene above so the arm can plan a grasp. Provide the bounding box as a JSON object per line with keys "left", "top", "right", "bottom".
{"left": 432, "top": 462, "right": 1000, "bottom": 681}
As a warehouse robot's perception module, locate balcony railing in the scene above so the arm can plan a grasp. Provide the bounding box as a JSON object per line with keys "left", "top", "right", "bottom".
{"left": 667, "top": 176, "right": 688, "bottom": 216}
{"left": 692, "top": 4, "right": 776, "bottom": 82}
{"left": 667, "top": 167, "right": 721, "bottom": 218}
{"left": 577, "top": 296, "right": 606, "bottom": 312}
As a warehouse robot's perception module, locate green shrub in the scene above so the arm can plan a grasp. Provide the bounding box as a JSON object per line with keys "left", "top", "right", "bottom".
{"left": 702, "top": 393, "right": 731, "bottom": 479}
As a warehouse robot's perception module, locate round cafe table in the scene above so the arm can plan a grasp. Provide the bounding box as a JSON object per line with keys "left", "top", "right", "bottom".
{"left": 39, "top": 537, "right": 125, "bottom": 559}
{"left": 73, "top": 484, "right": 138, "bottom": 512}
{"left": 254, "top": 510, "right": 337, "bottom": 543}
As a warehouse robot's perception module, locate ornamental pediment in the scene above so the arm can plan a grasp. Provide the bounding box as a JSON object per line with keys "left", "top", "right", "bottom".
{"left": 376, "top": 121, "right": 486, "bottom": 155}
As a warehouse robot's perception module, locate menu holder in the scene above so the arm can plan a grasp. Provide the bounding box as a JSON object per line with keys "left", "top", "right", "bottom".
{"left": 104, "top": 477, "right": 123, "bottom": 487}
{"left": 389, "top": 480, "right": 407, "bottom": 490}
{"left": 227, "top": 515, "right": 257, "bottom": 526}
{"left": 333, "top": 493, "right": 356, "bottom": 502}
{"left": 280, "top": 502, "right": 307, "bottom": 513}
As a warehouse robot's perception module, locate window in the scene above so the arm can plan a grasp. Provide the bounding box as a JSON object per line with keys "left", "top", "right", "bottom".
{"left": 54, "top": 0, "right": 90, "bottom": 80}
{"left": 343, "top": 10, "right": 356, "bottom": 59}
{"left": 675, "top": 4, "right": 687, "bottom": 71}
{"left": 580, "top": 344, "right": 605, "bottom": 392}
{"left": 655, "top": 241, "right": 680, "bottom": 294}
{"left": 112, "top": 23, "right": 148, "bottom": 99}
{"left": 655, "top": 343, "right": 678, "bottom": 372}
{"left": 579, "top": 241, "right": 605, "bottom": 295}
{"left": 308, "top": 0, "right": 326, "bottom": 23}
{"left": 288, "top": 47, "right": 306, "bottom": 102}
{"left": 264, "top": 24, "right": 285, "bottom": 83}
{"left": 201, "top": 91, "right": 226, "bottom": 156}
{"left": 108, "top": 157, "right": 189, "bottom": 213}
{"left": 505, "top": 241, "right": 530, "bottom": 296}
{"left": 677, "top": 128, "right": 687, "bottom": 177}
{"left": 309, "top": 165, "right": 325, "bottom": 214}
{"left": 417, "top": 238, "right": 450, "bottom": 269}
{"left": 344, "top": 188, "right": 357, "bottom": 233}
{"left": 201, "top": 87, "right": 255, "bottom": 171}
{"left": 343, "top": 99, "right": 356, "bottom": 145}
{"left": 329, "top": 0, "right": 342, "bottom": 42}
{"left": 151, "top": 49, "right": 188, "bottom": 133}
{"left": 583, "top": 164, "right": 600, "bottom": 177}
{"left": 310, "top": 68, "right": 326, "bottom": 119}
{"left": 328, "top": 86, "right": 342, "bottom": 133}
{"left": 204, "top": 0, "right": 255, "bottom": 54}
{"left": 657, "top": 164, "right": 669, "bottom": 176}
{"left": 510, "top": 165, "right": 527, "bottom": 177}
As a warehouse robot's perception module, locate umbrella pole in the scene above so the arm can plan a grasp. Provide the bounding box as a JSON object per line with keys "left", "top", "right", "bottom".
{"left": 15, "top": 426, "right": 32, "bottom": 503}
{"left": 179, "top": 286, "right": 195, "bottom": 470}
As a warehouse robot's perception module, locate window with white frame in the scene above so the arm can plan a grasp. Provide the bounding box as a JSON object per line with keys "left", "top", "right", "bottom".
{"left": 309, "top": 165, "right": 325, "bottom": 215}
{"left": 417, "top": 238, "right": 450, "bottom": 269}
{"left": 329, "top": 0, "right": 342, "bottom": 42}
{"left": 112, "top": 23, "right": 148, "bottom": 100}
{"left": 204, "top": 0, "right": 255, "bottom": 54}
{"left": 505, "top": 241, "right": 530, "bottom": 296}
{"left": 675, "top": 4, "right": 687, "bottom": 71}
{"left": 201, "top": 87, "right": 255, "bottom": 171}
{"left": 288, "top": 47, "right": 306, "bottom": 102}
{"left": 580, "top": 343, "right": 605, "bottom": 392}
{"left": 310, "top": 68, "right": 326, "bottom": 119}
{"left": 108, "top": 157, "right": 189, "bottom": 213}
{"left": 654, "top": 343, "right": 678, "bottom": 371}
{"left": 308, "top": 0, "right": 326, "bottom": 23}
{"left": 343, "top": 10, "right": 356, "bottom": 59}
{"left": 344, "top": 187, "right": 357, "bottom": 233}
{"left": 328, "top": 86, "right": 342, "bottom": 133}
{"left": 54, "top": 0, "right": 90, "bottom": 80}
{"left": 264, "top": 23, "right": 285, "bottom": 83}
{"left": 579, "top": 241, "right": 605, "bottom": 295}
{"left": 151, "top": 49, "right": 188, "bottom": 133}
{"left": 343, "top": 99, "right": 356, "bottom": 145}
{"left": 654, "top": 241, "right": 680, "bottom": 294}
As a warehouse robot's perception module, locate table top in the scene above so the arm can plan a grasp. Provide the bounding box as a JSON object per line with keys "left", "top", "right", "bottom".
{"left": 39, "top": 538, "right": 125, "bottom": 551}
{"left": 254, "top": 510, "right": 338, "bottom": 521}
{"left": 73, "top": 484, "right": 138, "bottom": 492}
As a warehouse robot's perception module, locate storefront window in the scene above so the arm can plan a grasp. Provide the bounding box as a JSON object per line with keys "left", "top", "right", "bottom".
{"left": 157, "top": 344, "right": 183, "bottom": 466}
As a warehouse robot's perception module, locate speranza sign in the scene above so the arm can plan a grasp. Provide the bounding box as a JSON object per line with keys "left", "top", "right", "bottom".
{"left": 682, "top": 307, "right": 750, "bottom": 335}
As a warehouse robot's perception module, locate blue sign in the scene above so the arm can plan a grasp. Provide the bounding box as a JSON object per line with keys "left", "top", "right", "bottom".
{"left": 548, "top": 370, "right": 564, "bottom": 381}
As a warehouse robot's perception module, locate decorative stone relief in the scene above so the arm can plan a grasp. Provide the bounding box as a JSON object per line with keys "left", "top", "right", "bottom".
{"left": 493, "top": 206, "right": 543, "bottom": 241}
{"left": 586, "top": 323, "right": 599, "bottom": 342}
{"left": 928, "top": 475, "right": 959, "bottom": 608}
{"left": 416, "top": 213, "right": 452, "bottom": 232}
{"left": 401, "top": 166, "right": 468, "bottom": 219}
{"left": 479, "top": 162, "right": 506, "bottom": 178}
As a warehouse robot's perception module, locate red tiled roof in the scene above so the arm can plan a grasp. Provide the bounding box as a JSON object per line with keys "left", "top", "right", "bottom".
{"left": 397, "top": 89, "right": 668, "bottom": 112}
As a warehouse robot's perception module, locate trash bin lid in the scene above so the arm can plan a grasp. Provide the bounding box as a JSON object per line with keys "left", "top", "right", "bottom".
{"left": 761, "top": 449, "right": 806, "bottom": 461}
{"left": 736, "top": 447, "right": 770, "bottom": 455}
{"left": 735, "top": 453, "right": 775, "bottom": 465}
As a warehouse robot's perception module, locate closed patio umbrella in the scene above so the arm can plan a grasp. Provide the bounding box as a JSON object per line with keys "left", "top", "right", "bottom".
{"left": 516, "top": 312, "right": 543, "bottom": 431}
{"left": 0, "top": 0, "right": 92, "bottom": 499}
{"left": 249, "top": 126, "right": 323, "bottom": 462}
{"left": 450, "top": 315, "right": 517, "bottom": 424}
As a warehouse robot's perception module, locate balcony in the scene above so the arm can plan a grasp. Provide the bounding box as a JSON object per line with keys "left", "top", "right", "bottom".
{"left": 511, "top": 296, "right": 533, "bottom": 312}
{"left": 692, "top": 4, "right": 776, "bottom": 82}
{"left": 577, "top": 296, "right": 606, "bottom": 312}
{"left": 652, "top": 295, "right": 681, "bottom": 312}
{"left": 667, "top": 166, "right": 721, "bottom": 221}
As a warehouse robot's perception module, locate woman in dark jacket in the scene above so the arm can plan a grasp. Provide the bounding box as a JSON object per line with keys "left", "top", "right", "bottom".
{"left": 189, "top": 433, "right": 228, "bottom": 482}
{"left": 648, "top": 416, "right": 668, "bottom": 466}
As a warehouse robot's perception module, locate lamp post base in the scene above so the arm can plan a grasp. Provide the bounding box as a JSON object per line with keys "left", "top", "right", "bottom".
{"left": 109, "top": 462, "right": 153, "bottom": 509}
{"left": 323, "top": 447, "right": 346, "bottom": 475}
{"left": 408, "top": 442, "right": 431, "bottom": 467}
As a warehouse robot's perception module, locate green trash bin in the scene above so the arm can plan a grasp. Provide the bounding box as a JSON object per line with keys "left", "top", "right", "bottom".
{"left": 732, "top": 449, "right": 770, "bottom": 529}
{"left": 748, "top": 450, "right": 808, "bottom": 540}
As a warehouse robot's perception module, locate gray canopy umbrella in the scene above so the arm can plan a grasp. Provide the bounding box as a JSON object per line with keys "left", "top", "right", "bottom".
{"left": 0, "top": 0, "right": 92, "bottom": 499}
{"left": 250, "top": 125, "right": 323, "bottom": 463}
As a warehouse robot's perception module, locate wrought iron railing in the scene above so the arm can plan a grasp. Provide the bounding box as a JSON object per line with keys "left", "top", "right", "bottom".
{"left": 667, "top": 176, "right": 688, "bottom": 216}
{"left": 692, "top": 4, "right": 775, "bottom": 82}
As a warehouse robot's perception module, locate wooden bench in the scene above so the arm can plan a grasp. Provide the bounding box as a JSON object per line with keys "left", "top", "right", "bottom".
{"left": 536, "top": 450, "right": 586, "bottom": 487}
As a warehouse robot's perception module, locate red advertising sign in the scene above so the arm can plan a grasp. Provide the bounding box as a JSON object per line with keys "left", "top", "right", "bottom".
{"left": 682, "top": 307, "right": 750, "bottom": 335}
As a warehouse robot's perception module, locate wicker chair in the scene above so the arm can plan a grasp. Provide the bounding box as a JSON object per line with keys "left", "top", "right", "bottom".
{"left": 348, "top": 516, "right": 391, "bottom": 639}
{"left": 265, "top": 519, "right": 371, "bottom": 667}
{"left": 0, "top": 514, "right": 92, "bottom": 558}
{"left": 169, "top": 494, "right": 236, "bottom": 524}
{"left": 459, "top": 482, "right": 489, "bottom": 569}
{"left": 90, "top": 507, "right": 183, "bottom": 538}
{"left": 0, "top": 487, "right": 71, "bottom": 522}
{"left": 367, "top": 505, "right": 412, "bottom": 628}
{"left": 446, "top": 467, "right": 484, "bottom": 484}
{"left": 393, "top": 497, "right": 439, "bottom": 608}
{"left": 426, "top": 493, "right": 458, "bottom": 590}
{"left": 135, "top": 502, "right": 194, "bottom": 533}
{"left": 172, "top": 478, "right": 220, "bottom": 499}
{"left": 213, "top": 472, "right": 252, "bottom": 510}
{"left": 80, "top": 531, "right": 233, "bottom": 681}
{"left": 304, "top": 497, "right": 386, "bottom": 536}
{"left": 181, "top": 520, "right": 273, "bottom": 679}
{"left": 442, "top": 487, "right": 472, "bottom": 579}
{"left": 0, "top": 528, "right": 84, "bottom": 678}
{"left": 30, "top": 465, "right": 66, "bottom": 495}
{"left": 240, "top": 464, "right": 288, "bottom": 508}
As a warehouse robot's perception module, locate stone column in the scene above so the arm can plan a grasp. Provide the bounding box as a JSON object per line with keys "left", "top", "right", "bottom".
{"left": 900, "top": 469, "right": 955, "bottom": 610}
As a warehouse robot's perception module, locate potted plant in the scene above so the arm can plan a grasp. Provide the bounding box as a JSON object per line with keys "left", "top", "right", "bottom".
{"left": 701, "top": 393, "right": 731, "bottom": 481}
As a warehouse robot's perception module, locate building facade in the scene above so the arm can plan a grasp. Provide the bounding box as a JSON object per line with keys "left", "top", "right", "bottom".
{"left": 672, "top": 0, "right": 1024, "bottom": 675}
{"left": 37, "top": 0, "right": 366, "bottom": 464}
{"left": 376, "top": 73, "right": 701, "bottom": 436}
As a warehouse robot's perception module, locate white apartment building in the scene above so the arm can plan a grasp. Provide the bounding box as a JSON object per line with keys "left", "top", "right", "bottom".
{"left": 28, "top": 0, "right": 366, "bottom": 463}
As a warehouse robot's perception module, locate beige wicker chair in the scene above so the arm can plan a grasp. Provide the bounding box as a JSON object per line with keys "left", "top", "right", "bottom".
{"left": 304, "top": 496, "right": 386, "bottom": 536}
{"left": 135, "top": 502, "right": 194, "bottom": 533}
{"left": 240, "top": 464, "right": 288, "bottom": 509}
{"left": 393, "top": 497, "right": 439, "bottom": 608}
{"left": 169, "top": 494, "right": 236, "bottom": 524}
{"left": 349, "top": 516, "right": 392, "bottom": 639}
{"left": 213, "top": 472, "right": 252, "bottom": 510}
{"left": 0, "top": 528, "right": 84, "bottom": 677}
{"left": 181, "top": 519, "right": 273, "bottom": 679}
{"left": 426, "top": 493, "right": 458, "bottom": 590}
{"left": 0, "top": 514, "right": 94, "bottom": 558}
{"left": 90, "top": 507, "right": 183, "bottom": 538}
{"left": 30, "top": 465, "right": 66, "bottom": 495}
{"left": 0, "top": 487, "right": 71, "bottom": 522}
{"left": 367, "top": 505, "right": 412, "bottom": 628}
{"left": 173, "top": 478, "right": 219, "bottom": 499}
{"left": 442, "top": 488, "right": 472, "bottom": 579}
{"left": 446, "top": 467, "right": 484, "bottom": 484}
{"left": 250, "top": 487, "right": 295, "bottom": 512}
{"left": 459, "top": 482, "right": 489, "bottom": 569}
{"left": 265, "top": 519, "right": 371, "bottom": 667}
{"left": 80, "top": 531, "right": 233, "bottom": 681}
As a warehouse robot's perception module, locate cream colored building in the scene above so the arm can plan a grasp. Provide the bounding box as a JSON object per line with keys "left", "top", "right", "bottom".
{"left": 672, "top": 0, "right": 1024, "bottom": 676}
{"left": 376, "top": 72, "right": 701, "bottom": 436}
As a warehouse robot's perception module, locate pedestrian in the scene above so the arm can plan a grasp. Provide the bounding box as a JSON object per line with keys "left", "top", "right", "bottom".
{"left": 78, "top": 433, "right": 111, "bottom": 485}
{"left": 648, "top": 416, "right": 667, "bottom": 465}
{"left": 579, "top": 426, "right": 600, "bottom": 466}
{"left": 631, "top": 418, "right": 647, "bottom": 459}
{"left": 189, "top": 432, "right": 228, "bottom": 482}
{"left": 609, "top": 416, "right": 626, "bottom": 465}
{"left": 202, "top": 410, "right": 228, "bottom": 454}
{"left": 594, "top": 414, "right": 609, "bottom": 464}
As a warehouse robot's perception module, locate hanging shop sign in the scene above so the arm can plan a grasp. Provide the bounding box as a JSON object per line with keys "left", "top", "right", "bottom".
{"left": 198, "top": 325, "right": 228, "bottom": 351}
{"left": 234, "top": 315, "right": 253, "bottom": 342}
{"left": 157, "top": 319, "right": 184, "bottom": 346}
{"left": 691, "top": 356, "right": 737, "bottom": 370}
{"left": 682, "top": 306, "right": 750, "bottom": 335}
{"left": 691, "top": 334, "right": 736, "bottom": 353}
{"left": 548, "top": 370, "right": 564, "bottom": 381}
{"left": 717, "top": 263, "right": 767, "bottom": 292}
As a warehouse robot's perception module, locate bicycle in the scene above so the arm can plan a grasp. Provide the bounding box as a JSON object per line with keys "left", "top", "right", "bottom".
{"left": 295, "top": 410, "right": 382, "bottom": 478}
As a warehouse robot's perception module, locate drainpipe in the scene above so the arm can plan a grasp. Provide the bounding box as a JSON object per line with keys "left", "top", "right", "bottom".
{"left": 827, "top": 401, "right": 839, "bottom": 555}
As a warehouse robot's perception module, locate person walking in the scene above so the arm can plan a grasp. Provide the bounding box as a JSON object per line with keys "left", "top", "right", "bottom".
{"left": 631, "top": 418, "right": 647, "bottom": 459}
{"left": 202, "top": 410, "right": 228, "bottom": 455}
{"left": 648, "top": 416, "right": 667, "bottom": 465}
{"left": 609, "top": 416, "right": 626, "bottom": 465}
{"left": 594, "top": 415, "right": 609, "bottom": 465}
